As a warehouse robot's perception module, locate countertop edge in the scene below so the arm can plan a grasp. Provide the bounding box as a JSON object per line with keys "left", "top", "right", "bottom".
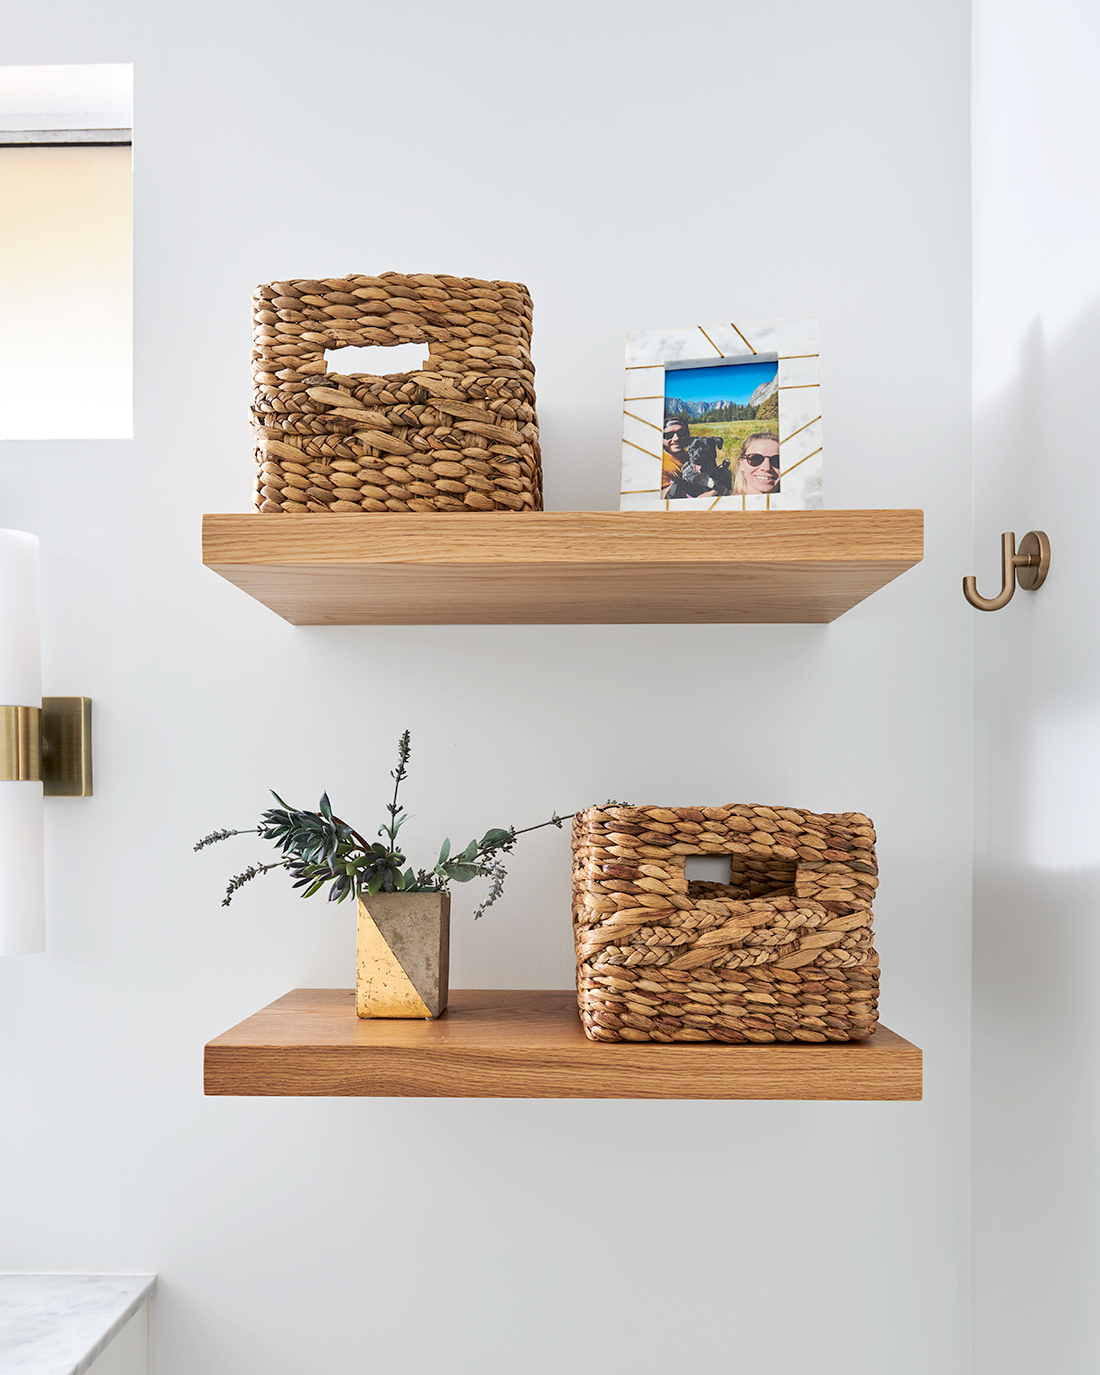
{"left": 71, "top": 1276, "right": 156, "bottom": 1375}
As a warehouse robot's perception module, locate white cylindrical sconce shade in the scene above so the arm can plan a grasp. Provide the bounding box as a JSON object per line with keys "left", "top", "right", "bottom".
{"left": 0, "top": 530, "right": 44, "bottom": 955}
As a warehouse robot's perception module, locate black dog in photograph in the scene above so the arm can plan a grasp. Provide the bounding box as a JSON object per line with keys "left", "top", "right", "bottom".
{"left": 665, "top": 435, "right": 732, "bottom": 499}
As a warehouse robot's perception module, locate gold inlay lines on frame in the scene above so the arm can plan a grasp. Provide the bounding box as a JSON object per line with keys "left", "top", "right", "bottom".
{"left": 778, "top": 383, "right": 819, "bottom": 390}
{"left": 622, "top": 410, "right": 663, "bottom": 433}
{"left": 624, "top": 395, "right": 663, "bottom": 401}
{"left": 697, "top": 327, "right": 725, "bottom": 357}
{"left": 729, "top": 323, "right": 757, "bottom": 354}
{"left": 779, "top": 446, "right": 822, "bottom": 478}
{"left": 780, "top": 415, "right": 822, "bottom": 445}
{"left": 622, "top": 438, "right": 661, "bottom": 460}
{"left": 0, "top": 705, "right": 41, "bottom": 782}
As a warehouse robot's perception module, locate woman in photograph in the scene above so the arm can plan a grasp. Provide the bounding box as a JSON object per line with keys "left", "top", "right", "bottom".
{"left": 732, "top": 431, "right": 781, "bottom": 495}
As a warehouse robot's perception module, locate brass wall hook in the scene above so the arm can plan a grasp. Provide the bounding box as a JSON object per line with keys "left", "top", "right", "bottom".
{"left": 963, "top": 531, "right": 1050, "bottom": 611}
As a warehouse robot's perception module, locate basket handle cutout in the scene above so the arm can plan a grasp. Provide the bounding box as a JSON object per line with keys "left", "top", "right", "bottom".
{"left": 685, "top": 855, "right": 732, "bottom": 885}
{"left": 324, "top": 341, "right": 430, "bottom": 376}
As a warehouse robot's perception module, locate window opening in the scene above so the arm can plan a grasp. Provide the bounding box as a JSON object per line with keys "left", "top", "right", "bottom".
{"left": 0, "top": 64, "right": 132, "bottom": 439}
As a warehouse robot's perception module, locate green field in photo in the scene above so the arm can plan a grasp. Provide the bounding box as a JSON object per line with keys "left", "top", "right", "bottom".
{"left": 680, "top": 419, "right": 780, "bottom": 453}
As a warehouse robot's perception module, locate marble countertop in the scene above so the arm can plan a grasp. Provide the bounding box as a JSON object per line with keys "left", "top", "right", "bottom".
{"left": 0, "top": 1274, "right": 156, "bottom": 1375}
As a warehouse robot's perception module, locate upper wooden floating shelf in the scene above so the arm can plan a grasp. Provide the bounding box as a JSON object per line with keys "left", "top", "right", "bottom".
{"left": 204, "top": 989, "right": 923, "bottom": 1101}
{"left": 201, "top": 509, "right": 923, "bottom": 625}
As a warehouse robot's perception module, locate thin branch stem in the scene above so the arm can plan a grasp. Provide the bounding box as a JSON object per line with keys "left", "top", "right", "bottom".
{"left": 509, "top": 812, "right": 574, "bottom": 839}
{"left": 383, "top": 730, "right": 411, "bottom": 847}
{"left": 330, "top": 814, "right": 374, "bottom": 853}
{"left": 193, "top": 827, "right": 258, "bottom": 852}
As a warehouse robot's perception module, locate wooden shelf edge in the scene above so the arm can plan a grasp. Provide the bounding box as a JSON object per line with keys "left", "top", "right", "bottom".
{"left": 200, "top": 510, "right": 924, "bottom": 626}
{"left": 203, "top": 990, "right": 923, "bottom": 1101}
{"left": 202, "top": 509, "right": 925, "bottom": 566}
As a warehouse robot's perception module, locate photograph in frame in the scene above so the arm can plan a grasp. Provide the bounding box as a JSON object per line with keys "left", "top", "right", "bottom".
{"left": 620, "top": 319, "right": 822, "bottom": 511}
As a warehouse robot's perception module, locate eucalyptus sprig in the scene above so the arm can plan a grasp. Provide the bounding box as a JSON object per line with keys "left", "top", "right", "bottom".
{"left": 196, "top": 730, "right": 571, "bottom": 917}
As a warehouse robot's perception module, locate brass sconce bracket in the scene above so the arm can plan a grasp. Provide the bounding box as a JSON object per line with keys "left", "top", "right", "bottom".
{"left": 42, "top": 697, "right": 93, "bottom": 796}
{"left": 963, "top": 531, "right": 1050, "bottom": 612}
{"left": 0, "top": 697, "right": 92, "bottom": 795}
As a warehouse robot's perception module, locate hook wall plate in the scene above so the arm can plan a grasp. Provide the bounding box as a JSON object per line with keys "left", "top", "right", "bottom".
{"left": 963, "top": 531, "right": 1050, "bottom": 611}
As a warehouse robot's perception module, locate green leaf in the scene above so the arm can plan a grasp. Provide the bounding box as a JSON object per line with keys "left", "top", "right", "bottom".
{"left": 461, "top": 839, "right": 478, "bottom": 862}
{"left": 403, "top": 868, "right": 415, "bottom": 888}
{"left": 367, "top": 872, "right": 385, "bottom": 895}
{"left": 445, "top": 863, "right": 479, "bottom": 883}
{"left": 481, "top": 828, "right": 512, "bottom": 846}
{"left": 438, "top": 838, "right": 451, "bottom": 864}
{"left": 319, "top": 792, "right": 333, "bottom": 821}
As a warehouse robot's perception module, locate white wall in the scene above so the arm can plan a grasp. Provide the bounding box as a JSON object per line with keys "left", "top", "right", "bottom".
{"left": 971, "top": 3, "right": 1100, "bottom": 1371}
{"left": 0, "top": 4, "right": 973, "bottom": 1372}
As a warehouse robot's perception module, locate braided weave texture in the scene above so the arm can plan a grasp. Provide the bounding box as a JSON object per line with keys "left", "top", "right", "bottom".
{"left": 251, "top": 273, "right": 542, "bottom": 514}
{"left": 572, "top": 804, "right": 880, "bottom": 1044}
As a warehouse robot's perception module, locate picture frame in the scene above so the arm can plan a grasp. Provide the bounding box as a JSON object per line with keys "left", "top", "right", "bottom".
{"left": 619, "top": 318, "right": 822, "bottom": 511}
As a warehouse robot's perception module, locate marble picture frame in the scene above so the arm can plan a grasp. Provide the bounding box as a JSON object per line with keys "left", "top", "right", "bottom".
{"left": 620, "top": 318, "right": 823, "bottom": 511}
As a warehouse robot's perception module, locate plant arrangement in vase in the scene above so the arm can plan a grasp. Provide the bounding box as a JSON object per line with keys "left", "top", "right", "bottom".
{"left": 195, "top": 731, "right": 569, "bottom": 1018}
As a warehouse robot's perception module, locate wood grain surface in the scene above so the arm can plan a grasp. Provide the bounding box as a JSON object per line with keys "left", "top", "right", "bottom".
{"left": 201, "top": 510, "right": 924, "bottom": 625}
{"left": 203, "top": 989, "right": 923, "bottom": 1100}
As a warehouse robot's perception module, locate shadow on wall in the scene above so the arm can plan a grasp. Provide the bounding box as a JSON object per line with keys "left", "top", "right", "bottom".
{"left": 971, "top": 298, "right": 1100, "bottom": 1375}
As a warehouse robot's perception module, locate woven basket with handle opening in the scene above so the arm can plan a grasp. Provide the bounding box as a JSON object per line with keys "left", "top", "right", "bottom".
{"left": 572, "top": 803, "right": 880, "bottom": 1044}
{"left": 251, "top": 272, "right": 541, "bottom": 514}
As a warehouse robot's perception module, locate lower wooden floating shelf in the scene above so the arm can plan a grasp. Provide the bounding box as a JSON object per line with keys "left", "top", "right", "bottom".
{"left": 204, "top": 989, "right": 922, "bottom": 1101}
{"left": 201, "top": 509, "right": 924, "bottom": 625}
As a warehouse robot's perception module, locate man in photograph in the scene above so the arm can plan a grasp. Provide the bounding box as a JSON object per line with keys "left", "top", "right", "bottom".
{"left": 661, "top": 416, "right": 692, "bottom": 496}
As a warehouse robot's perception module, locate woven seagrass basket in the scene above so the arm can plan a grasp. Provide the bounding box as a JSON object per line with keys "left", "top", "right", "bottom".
{"left": 251, "top": 272, "right": 541, "bottom": 514}
{"left": 572, "top": 803, "right": 880, "bottom": 1044}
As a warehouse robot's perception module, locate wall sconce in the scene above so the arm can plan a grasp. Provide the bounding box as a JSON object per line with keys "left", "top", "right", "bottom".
{"left": 0, "top": 531, "right": 92, "bottom": 955}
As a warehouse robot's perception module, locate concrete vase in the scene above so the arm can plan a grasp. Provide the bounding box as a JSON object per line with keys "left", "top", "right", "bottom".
{"left": 356, "top": 891, "right": 450, "bottom": 1019}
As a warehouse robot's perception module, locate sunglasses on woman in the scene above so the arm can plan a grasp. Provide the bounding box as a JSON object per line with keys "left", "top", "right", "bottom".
{"left": 744, "top": 452, "right": 779, "bottom": 468}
